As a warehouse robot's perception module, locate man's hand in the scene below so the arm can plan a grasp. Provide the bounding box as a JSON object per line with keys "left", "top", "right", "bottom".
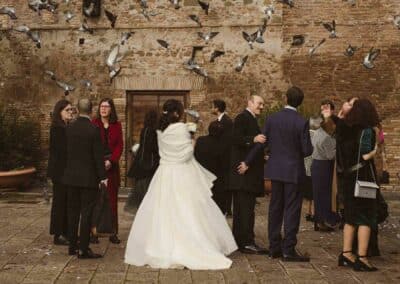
{"left": 237, "top": 162, "right": 249, "bottom": 175}
{"left": 105, "top": 160, "right": 112, "bottom": 171}
{"left": 99, "top": 179, "right": 108, "bottom": 189}
{"left": 253, "top": 134, "right": 266, "bottom": 144}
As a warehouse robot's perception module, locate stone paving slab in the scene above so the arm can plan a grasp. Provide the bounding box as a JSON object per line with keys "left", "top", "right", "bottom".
{"left": 0, "top": 194, "right": 399, "bottom": 283}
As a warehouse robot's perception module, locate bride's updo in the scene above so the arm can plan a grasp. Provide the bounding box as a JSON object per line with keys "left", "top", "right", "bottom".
{"left": 159, "top": 99, "right": 184, "bottom": 131}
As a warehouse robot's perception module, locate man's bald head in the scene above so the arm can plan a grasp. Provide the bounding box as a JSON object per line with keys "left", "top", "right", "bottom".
{"left": 77, "top": 98, "right": 93, "bottom": 116}
{"left": 247, "top": 95, "right": 264, "bottom": 115}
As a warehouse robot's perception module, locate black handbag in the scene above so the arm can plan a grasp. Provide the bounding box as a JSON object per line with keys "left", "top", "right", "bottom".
{"left": 92, "top": 183, "right": 114, "bottom": 233}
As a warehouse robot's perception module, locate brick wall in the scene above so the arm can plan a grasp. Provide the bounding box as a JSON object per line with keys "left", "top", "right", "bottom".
{"left": 0, "top": 0, "right": 399, "bottom": 189}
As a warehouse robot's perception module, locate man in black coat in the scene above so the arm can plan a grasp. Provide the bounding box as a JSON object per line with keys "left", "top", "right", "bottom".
{"left": 194, "top": 121, "right": 225, "bottom": 210}
{"left": 229, "top": 95, "right": 268, "bottom": 254}
{"left": 241, "top": 87, "right": 313, "bottom": 261}
{"left": 62, "top": 98, "right": 107, "bottom": 259}
{"left": 212, "top": 99, "right": 233, "bottom": 215}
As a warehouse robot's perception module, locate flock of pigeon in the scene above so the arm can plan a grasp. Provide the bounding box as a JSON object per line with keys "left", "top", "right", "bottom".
{"left": 0, "top": 0, "right": 400, "bottom": 96}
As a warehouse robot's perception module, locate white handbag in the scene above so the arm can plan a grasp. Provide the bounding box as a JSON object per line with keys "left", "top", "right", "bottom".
{"left": 354, "top": 130, "right": 379, "bottom": 199}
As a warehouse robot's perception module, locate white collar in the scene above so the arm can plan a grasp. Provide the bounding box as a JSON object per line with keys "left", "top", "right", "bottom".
{"left": 284, "top": 105, "right": 297, "bottom": 112}
{"left": 217, "top": 112, "right": 225, "bottom": 121}
{"left": 246, "top": 108, "right": 256, "bottom": 117}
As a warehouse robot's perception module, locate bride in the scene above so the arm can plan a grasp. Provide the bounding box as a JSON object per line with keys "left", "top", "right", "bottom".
{"left": 125, "top": 99, "right": 237, "bottom": 270}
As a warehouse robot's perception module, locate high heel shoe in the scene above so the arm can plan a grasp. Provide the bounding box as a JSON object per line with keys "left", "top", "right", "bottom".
{"left": 353, "top": 256, "right": 378, "bottom": 272}
{"left": 338, "top": 251, "right": 355, "bottom": 267}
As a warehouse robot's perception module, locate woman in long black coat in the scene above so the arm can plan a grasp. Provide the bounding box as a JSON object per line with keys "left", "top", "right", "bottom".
{"left": 47, "top": 99, "right": 73, "bottom": 245}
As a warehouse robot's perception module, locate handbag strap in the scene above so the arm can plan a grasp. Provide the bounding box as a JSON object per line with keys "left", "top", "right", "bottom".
{"left": 356, "top": 129, "right": 377, "bottom": 184}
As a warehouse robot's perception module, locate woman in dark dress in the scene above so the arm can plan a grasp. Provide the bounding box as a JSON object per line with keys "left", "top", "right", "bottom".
{"left": 335, "top": 99, "right": 380, "bottom": 272}
{"left": 47, "top": 99, "right": 73, "bottom": 245}
{"left": 126, "top": 109, "right": 160, "bottom": 212}
{"left": 92, "top": 98, "right": 124, "bottom": 244}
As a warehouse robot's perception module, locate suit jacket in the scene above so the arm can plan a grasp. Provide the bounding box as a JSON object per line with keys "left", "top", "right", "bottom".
{"left": 245, "top": 108, "right": 312, "bottom": 184}
{"left": 62, "top": 116, "right": 107, "bottom": 189}
{"left": 219, "top": 113, "right": 233, "bottom": 173}
{"left": 92, "top": 119, "right": 124, "bottom": 186}
{"left": 194, "top": 135, "right": 224, "bottom": 192}
{"left": 47, "top": 125, "right": 67, "bottom": 183}
{"left": 229, "top": 109, "right": 264, "bottom": 195}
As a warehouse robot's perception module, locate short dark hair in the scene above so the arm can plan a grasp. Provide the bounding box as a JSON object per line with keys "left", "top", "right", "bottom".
{"left": 286, "top": 86, "right": 304, "bottom": 108}
{"left": 345, "top": 98, "right": 380, "bottom": 128}
{"left": 213, "top": 99, "right": 226, "bottom": 113}
{"left": 208, "top": 121, "right": 224, "bottom": 137}
{"left": 321, "top": 99, "right": 335, "bottom": 110}
{"left": 97, "top": 98, "right": 119, "bottom": 123}
{"left": 51, "top": 99, "right": 71, "bottom": 127}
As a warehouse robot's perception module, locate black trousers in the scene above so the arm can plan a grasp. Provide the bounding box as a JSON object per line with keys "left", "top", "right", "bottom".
{"left": 268, "top": 181, "right": 302, "bottom": 255}
{"left": 67, "top": 186, "right": 97, "bottom": 252}
{"left": 50, "top": 182, "right": 68, "bottom": 236}
{"left": 232, "top": 191, "right": 257, "bottom": 248}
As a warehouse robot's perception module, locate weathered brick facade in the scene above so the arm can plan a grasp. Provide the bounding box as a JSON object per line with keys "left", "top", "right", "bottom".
{"left": 0, "top": 0, "right": 399, "bottom": 189}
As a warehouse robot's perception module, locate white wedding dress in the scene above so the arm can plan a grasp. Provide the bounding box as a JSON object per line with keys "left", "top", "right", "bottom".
{"left": 125, "top": 122, "right": 237, "bottom": 270}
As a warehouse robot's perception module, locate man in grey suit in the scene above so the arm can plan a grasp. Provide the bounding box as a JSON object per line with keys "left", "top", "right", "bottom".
{"left": 63, "top": 98, "right": 107, "bottom": 259}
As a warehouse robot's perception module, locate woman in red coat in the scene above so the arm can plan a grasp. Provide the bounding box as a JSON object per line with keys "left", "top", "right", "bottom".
{"left": 92, "top": 98, "right": 123, "bottom": 244}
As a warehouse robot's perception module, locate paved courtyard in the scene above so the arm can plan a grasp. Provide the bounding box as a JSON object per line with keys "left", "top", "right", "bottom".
{"left": 0, "top": 192, "right": 399, "bottom": 284}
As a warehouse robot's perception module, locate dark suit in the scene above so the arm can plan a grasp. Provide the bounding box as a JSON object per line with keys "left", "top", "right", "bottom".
{"left": 62, "top": 116, "right": 106, "bottom": 253}
{"left": 246, "top": 108, "right": 312, "bottom": 254}
{"left": 47, "top": 125, "right": 68, "bottom": 237}
{"left": 194, "top": 135, "right": 225, "bottom": 212}
{"left": 229, "top": 110, "right": 265, "bottom": 248}
{"left": 218, "top": 113, "right": 234, "bottom": 214}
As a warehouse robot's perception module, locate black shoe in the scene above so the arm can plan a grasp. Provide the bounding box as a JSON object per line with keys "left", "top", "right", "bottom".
{"left": 68, "top": 246, "right": 78, "bottom": 256}
{"left": 282, "top": 251, "right": 310, "bottom": 262}
{"left": 54, "top": 235, "right": 69, "bottom": 246}
{"left": 90, "top": 235, "right": 99, "bottom": 244}
{"left": 353, "top": 256, "right": 378, "bottom": 272}
{"left": 239, "top": 244, "right": 269, "bottom": 255}
{"left": 78, "top": 248, "right": 102, "bottom": 259}
{"left": 305, "top": 214, "right": 315, "bottom": 222}
{"left": 269, "top": 251, "right": 283, "bottom": 259}
{"left": 314, "top": 222, "right": 335, "bottom": 232}
{"left": 338, "top": 251, "right": 355, "bottom": 267}
{"left": 109, "top": 235, "right": 121, "bottom": 244}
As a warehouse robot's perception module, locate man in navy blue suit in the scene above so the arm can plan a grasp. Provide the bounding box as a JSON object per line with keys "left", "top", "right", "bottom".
{"left": 238, "top": 87, "right": 313, "bottom": 261}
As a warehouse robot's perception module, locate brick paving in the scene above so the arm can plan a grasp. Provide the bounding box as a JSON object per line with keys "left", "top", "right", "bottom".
{"left": 0, "top": 193, "right": 399, "bottom": 284}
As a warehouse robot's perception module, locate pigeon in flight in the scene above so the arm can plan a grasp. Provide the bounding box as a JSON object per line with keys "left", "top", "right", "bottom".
{"left": 83, "top": 2, "right": 95, "bottom": 17}
{"left": 210, "top": 50, "right": 225, "bottom": 62}
{"left": 242, "top": 31, "right": 257, "bottom": 49}
{"left": 185, "top": 109, "right": 201, "bottom": 122}
{"left": 28, "top": 0, "right": 58, "bottom": 15}
{"left": 121, "top": 32, "right": 133, "bottom": 45}
{"left": 79, "top": 19, "right": 94, "bottom": 34}
{"left": 198, "top": 32, "right": 219, "bottom": 44}
{"left": 106, "top": 45, "right": 123, "bottom": 81}
{"left": 254, "top": 18, "right": 267, "bottom": 43}
{"left": 64, "top": 10, "right": 75, "bottom": 22}
{"left": 308, "top": 38, "right": 326, "bottom": 56}
{"left": 0, "top": 7, "right": 17, "bottom": 19}
{"left": 344, "top": 44, "right": 358, "bottom": 57}
{"left": 189, "top": 15, "right": 202, "bottom": 27}
{"left": 323, "top": 20, "right": 337, "bottom": 38}
{"left": 105, "top": 9, "right": 117, "bottom": 28}
{"left": 363, "top": 47, "right": 380, "bottom": 69}
{"left": 198, "top": 1, "right": 209, "bottom": 15}
{"left": 157, "top": 39, "right": 169, "bottom": 49}
{"left": 279, "top": 0, "right": 294, "bottom": 7}
{"left": 185, "top": 46, "right": 208, "bottom": 77}
{"left": 235, "top": 55, "right": 248, "bottom": 72}
{"left": 45, "top": 70, "right": 57, "bottom": 80}
{"left": 56, "top": 80, "right": 75, "bottom": 96}
{"left": 14, "top": 25, "right": 41, "bottom": 48}
{"left": 291, "top": 35, "right": 305, "bottom": 46}
{"left": 264, "top": 4, "right": 275, "bottom": 19}
{"left": 169, "top": 0, "right": 181, "bottom": 9}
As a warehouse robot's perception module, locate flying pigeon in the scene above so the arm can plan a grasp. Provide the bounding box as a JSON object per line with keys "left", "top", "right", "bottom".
{"left": 185, "top": 46, "right": 207, "bottom": 77}
{"left": 291, "top": 35, "right": 305, "bottom": 46}
{"left": 279, "top": 0, "right": 294, "bottom": 7}
{"left": 189, "top": 14, "right": 202, "bottom": 26}
{"left": 198, "top": 32, "right": 219, "bottom": 44}
{"left": 83, "top": 2, "right": 95, "bottom": 17}
{"left": 210, "top": 50, "right": 225, "bottom": 62}
{"left": 264, "top": 5, "right": 275, "bottom": 19}
{"left": 121, "top": 32, "right": 133, "bottom": 45}
{"left": 15, "top": 25, "right": 41, "bottom": 48}
{"left": 185, "top": 109, "right": 201, "bottom": 121}
{"left": 323, "top": 20, "right": 337, "bottom": 38}
{"left": 79, "top": 19, "right": 94, "bottom": 34}
{"left": 394, "top": 15, "right": 400, "bottom": 29}
{"left": 308, "top": 38, "right": 326, "bottom": 56}
{"left": 0, "top": 7, "right": 17, "bottom": 19}
{"left": 169, "top": 0, "right": 181, "bottom": 9}
{"left": 106, "top": 45, "right": 123, "bottom": 81}
{"left": 344, "top": 44, "right": 358, "bottom": 57}
{"left": 64, "top": 10, "right": 75, "bottom": 22}
{"left": 363, "top": 47, "right": 380, "bottom": 69}
{"left": 44, "top": 70, "right": 57, "bottom": 80}
{"left": 28, "top": 0, "right": 58, "bottom": 15}
{"left": 105, "top": 9, "right": 117, "bottom": 28}
{"left": 56, "top": 80, "right": 75, "bottom": 96}
{"left": 157, "top": 39, "right": 169, "bottom": 49}
{"left": 242, "top": 31, "right": 257, "bottom": 49}
{"left": 235, "top": 55, "right": 248, "bottom": 72}
{"left": 254, "top": 18, "right": 267, "bottom": 44}
{"left": 198, "top": 1, "right": 209, "bottom": 15}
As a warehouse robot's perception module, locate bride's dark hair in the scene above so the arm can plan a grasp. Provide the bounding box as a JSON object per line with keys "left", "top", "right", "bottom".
{"left": 159, "top": 99, "right": 184, "bottom": 131}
